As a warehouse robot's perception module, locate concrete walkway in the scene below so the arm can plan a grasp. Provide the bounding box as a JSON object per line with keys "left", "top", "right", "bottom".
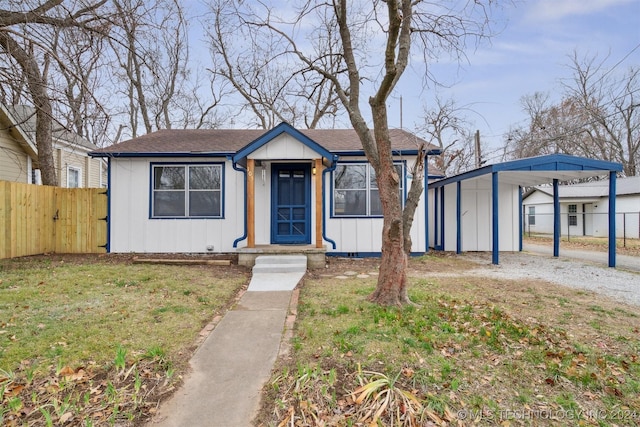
{"left": 147, "top": 255, "right": 306, "bottom": 427}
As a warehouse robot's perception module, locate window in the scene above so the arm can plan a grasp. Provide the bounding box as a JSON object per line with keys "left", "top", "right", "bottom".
{"left": 528, "top": 206, "right": 535, "bottom": 225}
{"left": 67, "top": 166, "right": 81, "bottom": 188}
{"left": 568, "top": 204, "right": 577, "bottom": 226}
{"left": 152, "top": 164, "right": 223, "bottom": 218}
{"left": 333, "top": 163, "right": 403, "bottom": 217}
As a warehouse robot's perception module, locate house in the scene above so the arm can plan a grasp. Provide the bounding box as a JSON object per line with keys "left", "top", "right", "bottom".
{"left": 89, "top": 122, "right": 442, "bottom": 266}
{"left": 0, "top": 104, "right": 106, "bottom": 187}
{"left": 427, "top": 154, "right": 623, "bottom": 266}
{"left": 523, "top": 176, "right": 640, "bottom": 239}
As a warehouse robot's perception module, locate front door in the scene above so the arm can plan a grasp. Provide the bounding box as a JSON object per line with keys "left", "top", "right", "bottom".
{"left": 271, "top": 164, "right": 311, "bottom": 244}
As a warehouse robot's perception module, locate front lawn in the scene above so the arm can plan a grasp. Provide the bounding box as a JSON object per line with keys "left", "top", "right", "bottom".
{"left": 0, "top": 254, "right": 248, "bottom": 426}
{"left": 257, "top": 254, "right": 640, "bottom": 426}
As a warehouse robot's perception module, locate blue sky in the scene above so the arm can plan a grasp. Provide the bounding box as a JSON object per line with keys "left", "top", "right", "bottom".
{"left": 392, "top": 0, "right": 640, "bottom": 160}
{"left": 189, "top": 1, "right": 638, "bottom": 159}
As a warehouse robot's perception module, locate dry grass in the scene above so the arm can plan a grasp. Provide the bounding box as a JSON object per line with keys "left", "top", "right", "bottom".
{"left": 0, "top": 254, "right": 249, "bottom": 426}
{"left": 257, "top": 254, "right": 640, "bottom": 426}
{"left": 524, "top": 234, "right": 640, "bottom": 257}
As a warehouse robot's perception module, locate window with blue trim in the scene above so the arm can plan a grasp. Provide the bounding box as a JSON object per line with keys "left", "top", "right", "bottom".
{"left": 333, "top": 163, "right": 403, "bottom": 217}
{"left": 152, "top": 164, "right": 222, "bottom": 218}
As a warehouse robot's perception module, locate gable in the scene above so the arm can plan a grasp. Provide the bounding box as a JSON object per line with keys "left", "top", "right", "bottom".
{"left": 248, "top": 132, "right": 323, "bottom": 160}
{"left": 233, "top": 122, "right": 333, "bottom": 166}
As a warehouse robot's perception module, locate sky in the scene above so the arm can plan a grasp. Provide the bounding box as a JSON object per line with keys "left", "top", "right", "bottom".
{"left": 390, "top": 0, "right": 640, "bottom": 162}
{"left": 188, "top": 0, "right": 639, "bottom": 161}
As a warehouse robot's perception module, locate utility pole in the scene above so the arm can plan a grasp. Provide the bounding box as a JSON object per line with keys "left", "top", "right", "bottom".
{"left": 474, "top": 130, "right": 482, "bottom": 168}
{"left": 400, "top": 95, "right": 403, "bottom": 130}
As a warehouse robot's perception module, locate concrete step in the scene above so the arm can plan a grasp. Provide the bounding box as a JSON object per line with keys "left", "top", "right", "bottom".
{"left": 252, "top": 255, "right": 307, "bottom": 274}
{"left": 254, "top": 255, "right": 307, "bottom": 265}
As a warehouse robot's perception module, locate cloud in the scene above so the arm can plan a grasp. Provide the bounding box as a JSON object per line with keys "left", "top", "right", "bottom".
{"left": 528, "top": 0, "right": 636, "bottom": 21}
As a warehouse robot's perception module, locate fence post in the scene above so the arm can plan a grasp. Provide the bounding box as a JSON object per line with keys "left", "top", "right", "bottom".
{"left": 623, "top": 213, "right": 626, "bottom": 248}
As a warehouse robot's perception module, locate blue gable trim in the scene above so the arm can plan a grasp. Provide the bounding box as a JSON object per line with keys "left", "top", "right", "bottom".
{"left": 429, "top": 154, "right": 622, "bottom": 188}
{"left": 232, "top": 122, "right": 334, "bottom": 164}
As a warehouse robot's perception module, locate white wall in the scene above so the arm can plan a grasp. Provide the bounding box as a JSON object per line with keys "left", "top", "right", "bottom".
{"left": 523, "top": 191, "right": 640, "bottom": 238}
{"left": 431, "top": 176, "right": 521, "bottom": 253}
{"left": 109, "top": 157, "right": 245, "bottom": 253}
{"left": 324, "top": 155, "right": 427, "bottom": 254}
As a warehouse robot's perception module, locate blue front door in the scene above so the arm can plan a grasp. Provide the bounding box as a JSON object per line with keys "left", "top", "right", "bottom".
{"left": 271, "top": 164, "right": 311, "bottom": 244}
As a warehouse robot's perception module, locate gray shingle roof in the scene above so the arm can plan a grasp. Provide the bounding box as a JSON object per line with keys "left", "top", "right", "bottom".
{"left": 92, "top": 127, "right": 435, "bottom": 155}
{"left": 534, "top": 176, "right": 640, "bottom": 197}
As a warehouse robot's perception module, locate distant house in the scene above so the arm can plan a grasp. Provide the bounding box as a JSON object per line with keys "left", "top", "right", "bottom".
{"left": 523, "top": 176, "right": 640, "bottom": 239}
{"left": 0, "top": 104, "right": 106, "bottom": 187}
{"left": 90, "top": 122, "right": 442, "bottom": 264}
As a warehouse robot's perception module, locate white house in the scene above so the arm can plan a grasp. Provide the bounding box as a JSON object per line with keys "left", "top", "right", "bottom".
{"left": 427, "top": 154, "right": 623, "bottom": 266}
{"left": 523, "top": 176, "right": 640, "bottom": 239}
{"left": 90, "top": 123, "right": 442, "bottom": 266}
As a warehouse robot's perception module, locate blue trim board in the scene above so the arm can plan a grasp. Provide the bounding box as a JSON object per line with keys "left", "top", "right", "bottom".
{"left": 106, "top": 158, "right": 111, "bottom": 253}
{"left": 456, "top": 181, "right": 461, "bottom": 254}
{"left": 428, "top": 154, "right": 622, "bottom": 189}
{"left": 322, "top": 158, "right": 339, "bottom": 249}
{"left": 327, "top": 252, "right": 427, "bottom": 258}
{"left": 231, "top": 158, "right": 248, "bottom": 248}
{"left": 553, "top": 179, "right": 560, "bottom": 257}
{"left": 424, "top": 160, "right": 429, "bottom": 252}
{"left": 438, "top": 187, "right": 445, "bottom": 251}
{"left": 149, "top": 161, "right": 226, "bottom": 219}
{"left": 492, "top": 172, "right": 499, "bottom": 265}
{"left": 518, "top": 186, "right": 523, "bottom": 252}
{"left": 90, "top": 152, "right": 235, "bottom": 158}
{"left": 232, "top": 122, "right": 333, "bottom": 164}
{"left": 608, "top": 171, "right": 616, "bottom": 267}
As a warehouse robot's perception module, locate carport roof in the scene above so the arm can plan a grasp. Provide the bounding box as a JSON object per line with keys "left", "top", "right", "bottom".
{"left": 428, "top": 154, "right": 623, "bottom": 188}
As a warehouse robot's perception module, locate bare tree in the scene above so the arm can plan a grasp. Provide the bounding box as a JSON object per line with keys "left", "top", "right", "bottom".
{"left": 564, "top": 53, "right": 639, "bottom": 176}
{"left": 204, "top": 0, "right": 341, "bottom": 129}
{"left": 232, "top": 0, "right": 495, "bottom": 305}
{"left": 419, "top": 97, "right": 479, "bottom": 175}
{"left": 505, "top": 54, "right": 639, "bottom": 177}
{"left": 0, "top": 0, "right": 110, "bottom": 184}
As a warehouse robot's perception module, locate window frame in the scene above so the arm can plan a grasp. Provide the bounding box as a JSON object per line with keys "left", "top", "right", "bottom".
{"left": 568, "top": 204, "right": 578, "bottom": 227}
{"left": 528, "top": 206, "right": 536, "bottom": 225}
{"left": 150, "top": 162, "right": 225, "bottom": 219}
{"left": 331, "top": 161, "right": 405, "bottom": 218}
{"left": 67, "top": 166, "right": 81, "bottom": 188}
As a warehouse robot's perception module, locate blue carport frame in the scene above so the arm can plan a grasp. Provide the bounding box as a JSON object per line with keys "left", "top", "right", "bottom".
{"left": 428, "top": 154, "right": 623, "bottom": 267}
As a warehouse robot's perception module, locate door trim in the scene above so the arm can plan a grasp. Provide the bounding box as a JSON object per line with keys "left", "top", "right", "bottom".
{"left": 270, "top": 163, "right": 311, "bottom": 244}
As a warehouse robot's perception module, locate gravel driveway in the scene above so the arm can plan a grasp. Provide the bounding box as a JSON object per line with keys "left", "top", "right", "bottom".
{"left": 461, "top": 248, "right": 640, "bottom": 306}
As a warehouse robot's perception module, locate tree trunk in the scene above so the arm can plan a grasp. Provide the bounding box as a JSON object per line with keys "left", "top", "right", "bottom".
{"left": 366, "top": 100, "right": 411, "bottom": 307}
{"left": 0, "top": 32, "right": 57, "bottom": 185}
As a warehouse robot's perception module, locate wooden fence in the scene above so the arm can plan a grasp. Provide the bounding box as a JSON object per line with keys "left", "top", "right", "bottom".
{"left": 0, "top": 181, "right": 107, "bottom": 259}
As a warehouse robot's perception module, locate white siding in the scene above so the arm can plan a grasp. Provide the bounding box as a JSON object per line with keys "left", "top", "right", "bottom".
{"left": 431, "top": 177, "right": 521, "bottom": 253}
{"left": 324, "top": 155, "right": 427, "bottom": 254}
{"left": 248, "top": 133, "right": 322, "bottom": 160}
{"left": 109, "top": 157, "right": 245, "bottom": 253}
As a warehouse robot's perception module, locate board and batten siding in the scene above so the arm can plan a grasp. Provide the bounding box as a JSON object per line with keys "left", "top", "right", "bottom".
{"left": 109, "top": 157, "right": 245, "bottom": 253}
{"left": 430, "top": 178, "right": 520, "bottom": 252}
{"left": 323, "top": 155, "right": 428, "bottom": 254}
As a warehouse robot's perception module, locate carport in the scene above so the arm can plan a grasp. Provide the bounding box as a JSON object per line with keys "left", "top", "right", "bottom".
{"left": 427, "top": 154, "right": 623, "bottom": 266}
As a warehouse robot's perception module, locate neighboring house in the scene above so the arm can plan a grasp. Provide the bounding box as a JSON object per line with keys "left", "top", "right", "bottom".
{"left": 427, "top": 154, "right": 623, "bottom": 266}
{"left": 523, "top": 176, "right": 640, "bottom": 239}
{"left": 0, "top": 104, "right": 106, "bottom": 187}
{"left": 90, "top": 122, "right": 442, "bottom": 263}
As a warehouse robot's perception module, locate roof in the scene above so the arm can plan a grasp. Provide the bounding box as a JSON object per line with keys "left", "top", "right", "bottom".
{"left": 3, "top": 105, "right": 98, "bottom": 151}
{"left": 90, "top": 124, "right": 437, "bottom": 157}
{"left": 429, "top": 154, "right": 623, "bottom": 189}
{"left": 528, "top": 175, "right": 640, "bottom": 199}
{"left": 0, "top": 104, "right": 38, "bottom": 159}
